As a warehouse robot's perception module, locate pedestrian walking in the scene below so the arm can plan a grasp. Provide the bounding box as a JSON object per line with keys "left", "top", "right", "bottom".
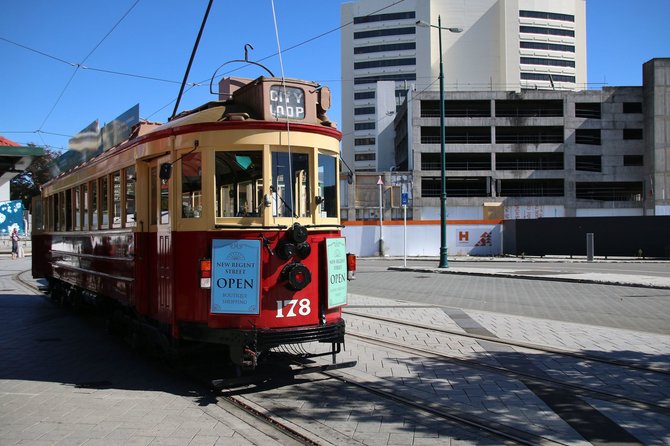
{"left": 10, "top": 228, "right": 20, "bottom": 260}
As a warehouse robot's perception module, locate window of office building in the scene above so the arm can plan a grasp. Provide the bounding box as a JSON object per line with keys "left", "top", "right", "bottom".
{"left": 575, "top": 103, "right": 601, "bottom": 119}
{"left": 499, "top": 179, "right": 564, "bottom": 197}
{"left": 623, "top": 155, "right": 643, "bottom": 166}
{"left": 354, "top": 42, "right": 416, "bottom": 54}
{"left": 355, "top": 106, "right": 375, "bottom": 115}
{"left": 497, "top": 153, "right": 563, "bottom": 170}
{"left": 575, "top": 129, "right": 601, "bottom": 145}
{"left": 521, "top": 73, "right": 576, "bottom": 83}
{"left": 355, "top": 137, "right": 376, "bottom": 146}
{"left": 496, "top": 100, "right": 563, "bottom": 117}
{"left": 623, "top": 102, "right": 643, "bottom": 113}
{"left": 520, "top": 41, "right": 575, "bottom": 52}
{"left": 354, "top": 73, "right": 416, "bottom": 85}
{"left": 422, "top": 177, "right": 489, "bottom": 198}
{"left": 623, "top": 128, "right": 643, "bottom": 140}
{"left": 575, "top": 156, "right": 601, "bottom": 172}
{"left": 520, "top": 26, "right": 575, "bottom": 37}
{"left": 355, "top": 122, "right": 376, "bottom": 131}
{"left": 520, "top": 57, "right": 575, "bottom": 68}
{"left": 355, "top": 153, "right": 376, "bottom": 161}
{"left": 354, "top": 91, "right": 375, "bottom": 100}
{"left": 354, "top": 27, "right": 415, "bottom": 39}
{"left": 496, "top": 126, "right": 563, "bottom": 144}
{"left": 353, "top": 11, "right": 415, "bottom": 24}
{"left": 576, "top": 182, "right": 643, "bottom": 201}
{"left": 520, "top": 10, "right": 574, "bottom": 22}
{"left": 354, "top": 58, "right": 416, "bottom": 70}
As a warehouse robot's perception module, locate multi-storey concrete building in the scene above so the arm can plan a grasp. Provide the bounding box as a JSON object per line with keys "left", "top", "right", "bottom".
{"left": 340, "top": 59, "right": 670, "bottom": 257}
{"left": 392, "top": 58, "right": 670, "bottom": 220}
{"left": 341, "top": 0, "right": 587, "bottom": 173}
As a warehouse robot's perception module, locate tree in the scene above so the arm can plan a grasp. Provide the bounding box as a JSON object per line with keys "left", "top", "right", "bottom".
{"left": 10, "top": 146, "right": 60, "bottom": 210}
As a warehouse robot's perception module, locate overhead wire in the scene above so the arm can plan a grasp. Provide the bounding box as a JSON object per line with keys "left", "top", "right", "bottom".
{"left": 270, "top": 0, "right": 295, "bottom": 223}
{"left": 0, "top": 35, "right": 194, "bottom": 86}
{"left": 37, "top": 0, "right": 142, "bottom": 131}
{"left": 201, "top": 0, "right": 408, "bottom": 86}
{"left": 7, "top": 0, "right": 410, "bottom": 148}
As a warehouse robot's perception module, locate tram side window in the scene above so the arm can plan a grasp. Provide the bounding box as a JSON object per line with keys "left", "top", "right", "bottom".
{"left": 74, "top": 186, "right": 81, "bottom": 230}
{"left": 65, "top": 189, "right": 74, "bottom": 231}
{"left": 53, "top": 194, "right": 60, "bottom": 231}
{"left": 59, "top": 191, "right": 66, "bottom": 231}
{"left": 150, "top": 167, "right": 157, "bottom": 226}
{"left": 215, "top": 151, "right": 263, "bottom": 218}
{"left": 181, "top": 153, "right": 202, "bottom": 218}
{"left": 91, "top": 180, "right": 98, "bottom": 230}
{"left": 101, "top": 176, "right": 109, "bottom": 229}
{"left": 318, "top": 153, "right": 338, "bottom": 218}
{"left": 112, "top": 171, "right": 121, "bottom": 228}
{"left": 82, "top": 184, "right": 89, "bottom": 230}
{"left": 125, "top": 166, "right": 136, "bottom": 227}
{"left": 271, "top": 152, "right": 310, "bottom": 218}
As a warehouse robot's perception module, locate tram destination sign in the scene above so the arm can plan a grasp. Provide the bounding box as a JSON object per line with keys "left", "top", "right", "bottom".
{"left": 210, "top": 239, "right": 261, "bottom": 314}
{"left": 270, "top": 85, "right": 305, "bottom": 119}
{"left": 326, "top": 237, "right": 348, "bottom": 309}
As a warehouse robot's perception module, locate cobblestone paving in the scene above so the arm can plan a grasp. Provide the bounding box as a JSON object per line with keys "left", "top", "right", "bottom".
{"left": 332, "top": 293, "right": 670, "bottom": 445}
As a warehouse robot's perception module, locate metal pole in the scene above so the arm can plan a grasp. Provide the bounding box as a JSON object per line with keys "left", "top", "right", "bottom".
{"left": 379, "top": 176, "right": 384, "bottom": 256}
{"left": 586, "top": 233, "right": 594, "bottom": 262}
{"left": 403, "top": 204, "right": 407, "bottom": 267}
{"left": 438, "top": 15, "right": 448, "bottom": 268}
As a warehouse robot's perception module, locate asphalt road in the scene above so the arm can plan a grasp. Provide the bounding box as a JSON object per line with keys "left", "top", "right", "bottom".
{"left": 348, "top": 258, "right": 670, "bottom": 335}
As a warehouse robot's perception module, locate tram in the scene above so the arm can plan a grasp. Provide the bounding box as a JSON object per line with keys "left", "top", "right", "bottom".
{"left": 31, "top": 76, "right": 354, "bottom": 369}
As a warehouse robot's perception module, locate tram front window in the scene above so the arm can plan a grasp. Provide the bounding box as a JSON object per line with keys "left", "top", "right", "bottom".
{"left": 318, "top": 152, "right": 338, "bottom": 218}
{"left": 215, "top": 151, "right": 263, "bottom": 218}
{"left": 272, "top": 152, "right": 310, "bottom": 218}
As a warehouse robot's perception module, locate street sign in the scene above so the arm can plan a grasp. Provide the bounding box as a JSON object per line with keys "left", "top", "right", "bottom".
{"left": 401, "top": 193, "right": 408, "bottom": 206}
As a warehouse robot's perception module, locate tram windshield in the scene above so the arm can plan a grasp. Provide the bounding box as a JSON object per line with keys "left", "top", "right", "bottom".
{"left": 211, "top": 148, "right": 339, "bottom": 223}
{"left": 271, "top": 152, "right": 310, "bottom": 218}
{"left": 318, "top": 152, "right": 338, "bottom": 218}
{"left": 215, "top": 151, "right": 263, "bottom": 218}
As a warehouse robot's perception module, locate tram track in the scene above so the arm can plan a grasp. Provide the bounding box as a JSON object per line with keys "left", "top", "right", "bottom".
{"left": 345, "top": 311, "right": 670, "bottom": 411}
{"left": 346, "top": 329, "right": 670, "bottom": 416}
{"left": 344, "top": 308, "right": 670, "bottom": 376}
{"left": 214, "top": 358, "right": 559, "bottom": 446}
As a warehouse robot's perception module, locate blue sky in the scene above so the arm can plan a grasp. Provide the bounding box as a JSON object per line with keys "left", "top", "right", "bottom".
{"left": 1, "top": 0, "right": 668, "bottom": 152}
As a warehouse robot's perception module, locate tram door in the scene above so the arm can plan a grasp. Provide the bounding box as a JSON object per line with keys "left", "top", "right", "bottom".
{"left": 149, "top": 156, "right": 174, "bottom": 325}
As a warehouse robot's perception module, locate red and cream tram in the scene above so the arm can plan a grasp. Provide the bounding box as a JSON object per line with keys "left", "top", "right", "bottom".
{"left": 31, "top": 76, "right": 354, "bottom": 369}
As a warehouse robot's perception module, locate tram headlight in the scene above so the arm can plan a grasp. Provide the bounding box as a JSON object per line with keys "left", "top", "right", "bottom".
{"left": 276, "top": 241, "right": 296, "bottom": 260}
{"left": 296, "top": 242, "right": 311, "bottom": 259}
{"left": 281, "top": 262, "right": 312, "bottom": 291}
{"left": 288, "top": 222, "right": 308, "bottom": 244}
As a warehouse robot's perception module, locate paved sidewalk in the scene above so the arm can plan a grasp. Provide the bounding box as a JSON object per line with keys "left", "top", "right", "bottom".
{"left": 389, "top": 264, "right": 670, "bottom": 288}
{"left": 0, "top": 257, "right": 287, "bottom": 446}
{"left": 384, "top": 256, "right": 670, "bottom": 289}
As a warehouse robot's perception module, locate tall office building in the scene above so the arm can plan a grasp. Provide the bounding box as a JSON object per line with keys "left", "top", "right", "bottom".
{"left": 341, "top": 0, "right": 587, "bottom": 172}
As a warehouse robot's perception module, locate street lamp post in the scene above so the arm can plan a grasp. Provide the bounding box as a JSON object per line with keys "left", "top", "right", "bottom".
{"left": 417, "top": 16, "right": 462, "bottom": 268}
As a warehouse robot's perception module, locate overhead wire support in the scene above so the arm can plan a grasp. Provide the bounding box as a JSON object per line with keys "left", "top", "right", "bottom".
{"left": 171, "top": 0, "right": 214, "bottom": 120}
